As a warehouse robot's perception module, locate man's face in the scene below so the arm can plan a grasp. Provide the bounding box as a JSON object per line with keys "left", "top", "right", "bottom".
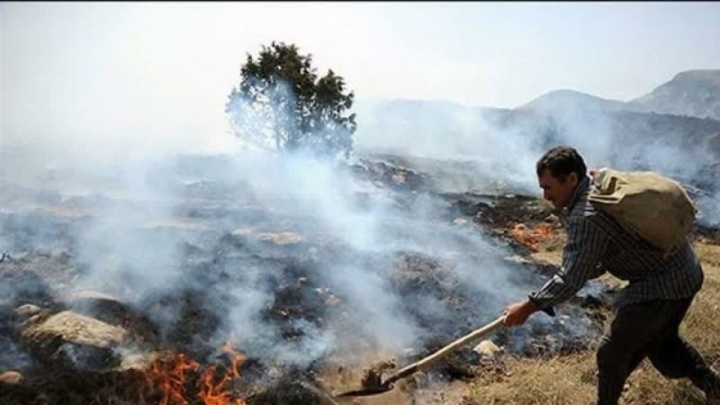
{"left": 538, "top": 169, "right": 578, "bottom": 208}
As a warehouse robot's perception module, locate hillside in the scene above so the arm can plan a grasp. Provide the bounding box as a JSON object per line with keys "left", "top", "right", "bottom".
{"left": 515, "top": 70, "right": 720, "bottom": 120}
{"left": 517, "top": 89, "right": 637, "bottom": 113}
{"left": 630, "top": 69, "right": 720, "bottom": 121}
{"left": 356, "top": 70, "right": 720, "bottom": 165}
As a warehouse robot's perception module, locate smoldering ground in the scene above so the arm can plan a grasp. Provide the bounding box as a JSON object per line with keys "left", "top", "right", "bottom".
{"left": 0, "top": 146, "right": 603, "bottom": 398}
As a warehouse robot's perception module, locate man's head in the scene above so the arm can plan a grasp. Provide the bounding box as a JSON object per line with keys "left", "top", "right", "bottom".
{"left": 536, "top": 146, "right": 587, "bottom": 208}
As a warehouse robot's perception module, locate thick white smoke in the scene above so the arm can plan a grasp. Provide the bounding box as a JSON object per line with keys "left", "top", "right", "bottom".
{"left": 353, "top": 99, "right": 720, "bottom": 225}
{"left": 203, "top": 147, "right": 533, "bottom": 364}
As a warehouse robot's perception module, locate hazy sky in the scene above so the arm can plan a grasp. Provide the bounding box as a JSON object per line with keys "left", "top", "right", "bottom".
{"left": 2, "top": 2, "right": 720, "bottom": 160}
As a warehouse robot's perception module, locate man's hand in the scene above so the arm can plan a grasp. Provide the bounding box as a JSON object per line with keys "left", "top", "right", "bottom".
{"left": 503, "top": 299, "right": 539, "bottom": 327}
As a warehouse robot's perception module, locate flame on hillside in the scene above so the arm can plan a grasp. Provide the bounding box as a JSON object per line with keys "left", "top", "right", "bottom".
{"left": 509, "top": 222, "right": 555, "bottom": 252}
{"left": 141, "top": 340, "right": 247, "bottom": 405}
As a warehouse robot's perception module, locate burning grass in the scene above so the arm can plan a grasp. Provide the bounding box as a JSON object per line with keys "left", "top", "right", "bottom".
{"left": 140, "top": 342, "right": 248, "bottom": 405}
{"left": 0, "top": 343, "right": 251, "bottom": 405}
{"left": 509, "top": 222, "right": 556, "bottom": 253}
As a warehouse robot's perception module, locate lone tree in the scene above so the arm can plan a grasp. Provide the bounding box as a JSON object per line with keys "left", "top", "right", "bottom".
{"left": 225, "top": 42, "right": 356, "bottom": 159}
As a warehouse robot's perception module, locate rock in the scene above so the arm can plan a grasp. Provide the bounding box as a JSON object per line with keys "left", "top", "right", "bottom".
{"left": 315, "top": 287, "right": 330, "bottom": 296}
{"left": 13, "top": 304, "right": 42, "bottom": 318}
{"left": 0, "top": 370, "right": 23, "bottom": 385}
{"left": 473, "top": 340, "right": 502, "bottom": 357}
{"left": 118, "top": 350, "right": 154, "bottom": 371}
{"left": 391, "top": 173, "right": 407, "bottom": 184}
{"left": 259, "top": 232, "right": 304, "bottom": 246}
{"left": 143, "top": 218, "right": 207, "bottom": 231}
{"left": 21, "top": 311, "right": 128, "bottom": 371}
{"left": 503, "top": 254, "right": 534, "bottom": 266}
{"left": 64, "top": 290, "right": 157, "bottom": 344}
{"left": 324, "top": 295, "right": 341, "bottom": 307}
{"left": 228, "top": 229, "right": 306, "bottom": 248}
{"left": 453, "top": 218, "right": 469, "bottom": 226}
{"left": 13, "top": 304, "right": 48, "bottom": 327}
{"left": 412, "top": 371, "right": 429, "bottom": 388}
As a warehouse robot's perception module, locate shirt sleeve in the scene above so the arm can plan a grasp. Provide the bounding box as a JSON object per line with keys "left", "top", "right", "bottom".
{"left": 529, "top": 215, "right": 608, "bottom": 311}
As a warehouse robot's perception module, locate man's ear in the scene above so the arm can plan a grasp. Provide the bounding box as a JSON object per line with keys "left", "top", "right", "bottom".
{"left": 568, "top": 172, "right": 578, "bottom": 186}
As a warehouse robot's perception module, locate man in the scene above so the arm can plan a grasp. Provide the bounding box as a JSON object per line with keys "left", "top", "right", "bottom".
{"left": 503, "top": 146, "right": 720, "bottom": 405}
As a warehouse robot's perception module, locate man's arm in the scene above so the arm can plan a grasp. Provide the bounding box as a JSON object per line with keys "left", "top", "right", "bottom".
{"left": 504, "top": 216, "right": 608, "bottom": 326}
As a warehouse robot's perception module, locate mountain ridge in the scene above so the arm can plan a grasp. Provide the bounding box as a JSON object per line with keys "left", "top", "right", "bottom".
{"left": 357, "top": 69, "right": 720, "bottom": 121}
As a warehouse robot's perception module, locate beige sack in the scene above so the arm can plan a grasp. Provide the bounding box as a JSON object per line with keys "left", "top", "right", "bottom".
{"left": 588, "top": 168, "right": 697, "bottom": 255}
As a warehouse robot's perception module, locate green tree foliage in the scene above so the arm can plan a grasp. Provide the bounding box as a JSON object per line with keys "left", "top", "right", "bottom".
{"left": 225, "top": 42, "right": 356, "bottom": 159}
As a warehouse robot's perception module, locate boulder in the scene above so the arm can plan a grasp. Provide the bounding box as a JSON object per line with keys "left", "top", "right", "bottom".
{"left": 64, "top": 290, "right": 158, "bottom": 344}
{"left": 473, "top": 340, "right": 502, "bottom": 358}
{"left": 0, "top": 370, "right": 23, "bottom": 385}
{"left": 21, "top": 311, "right": 128, "bottom": 371}
{"left": 259, "top": 232, "right": 304, "bottom": 246}
{"left": 12, "top": 304, "right": 49, "bottom": 327}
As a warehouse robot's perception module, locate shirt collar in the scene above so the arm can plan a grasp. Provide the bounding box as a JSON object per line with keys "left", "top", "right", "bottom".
{"left": 567, "top": 175, "right": 591, "bottom": 211}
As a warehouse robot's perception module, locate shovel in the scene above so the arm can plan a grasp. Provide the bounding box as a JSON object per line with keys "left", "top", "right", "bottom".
{"left": 335, "top": 315, "right": 506, "bottom": 398}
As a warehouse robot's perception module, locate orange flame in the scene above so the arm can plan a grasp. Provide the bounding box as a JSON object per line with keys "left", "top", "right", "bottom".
{"left": 509, "top": 222, "right": 555, "bottom": 252}
{"left": 142, "top": 340, "right": 247, "bottom": 405}
{"left": 143, "top": 351, "right": 200, "bottom": 405}
{"left": 197, "top": 340, "right": 248, "bottom": 405}
{"left": 222, "top": 339, "right": 247, "bottom": 379}
{"left": 198, "top": 364, "right": 235, "bottom": 405}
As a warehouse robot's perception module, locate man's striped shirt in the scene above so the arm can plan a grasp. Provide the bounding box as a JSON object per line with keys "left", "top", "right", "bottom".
{"left": 529, "top": 175, "right": 704, "bottom": 310}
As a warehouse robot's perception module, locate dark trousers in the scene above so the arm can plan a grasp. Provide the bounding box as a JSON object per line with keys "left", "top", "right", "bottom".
{"left": 596, "top": 298, "right": 720, "bottom": 405}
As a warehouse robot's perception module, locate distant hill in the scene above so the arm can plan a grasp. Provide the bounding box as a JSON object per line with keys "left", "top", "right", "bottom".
{"left": 355, "top": 69, "right": 720, "bottom": 159}
{"left": 515, "top": 70, "right": 720, "bottom": 120}
{"left": 629, "top": 70, "right": 720, "bottom": 121}
{"left": 516, "top": 70, "right": 720, "bottom": 121}
{"left": 518, "top": 89, "right": 638, "bottom": 113}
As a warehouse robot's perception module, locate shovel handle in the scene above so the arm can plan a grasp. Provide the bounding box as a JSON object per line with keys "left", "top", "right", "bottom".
{"left": 384, "top": 316, "right": 505, "bottom": 386}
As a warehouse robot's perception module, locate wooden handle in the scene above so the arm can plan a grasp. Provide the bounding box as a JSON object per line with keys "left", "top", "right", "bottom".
{"left": 384, "top": 316, "right": 505, "bottom": 386}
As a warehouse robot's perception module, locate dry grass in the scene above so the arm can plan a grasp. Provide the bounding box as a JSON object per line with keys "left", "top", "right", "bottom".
{"left": 465, "top": 240, "right": 720, "bottom": 405}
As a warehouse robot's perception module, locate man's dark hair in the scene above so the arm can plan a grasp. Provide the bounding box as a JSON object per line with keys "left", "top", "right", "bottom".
{"left": 536, "top": 146, "right": 587, "bottom": 182}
